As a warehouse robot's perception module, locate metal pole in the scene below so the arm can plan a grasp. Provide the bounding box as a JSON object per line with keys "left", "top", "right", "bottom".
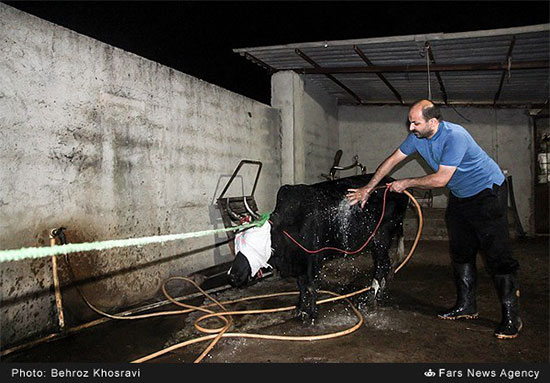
{"left": 49, "top": 230, "right": 66, "bottom": 331}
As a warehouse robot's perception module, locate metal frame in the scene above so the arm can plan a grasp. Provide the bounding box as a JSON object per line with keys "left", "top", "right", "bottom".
{"left": 216, "top": 160, "right": 263, "bottom": 257}
{"left": 353, "top": 45, "right": 404, "bottom": 104}
{"left": 234, "top": 24, "right": 549, "bottom": 106}
{"left": 295, "top": 48, "right": 364, "bottom": 105}
{"left": 493, "top": 36, "right": 517, "bottom": 105}
{"left": 218, "top": 159, "right": 263, "bottom": 201}
{"left": 289, "top": 60, "right": 548, "bottom": 75}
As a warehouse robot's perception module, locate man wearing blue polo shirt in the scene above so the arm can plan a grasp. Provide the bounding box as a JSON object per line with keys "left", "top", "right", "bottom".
{"left": 347, "top": 99, "right": 522, "bottom": 339}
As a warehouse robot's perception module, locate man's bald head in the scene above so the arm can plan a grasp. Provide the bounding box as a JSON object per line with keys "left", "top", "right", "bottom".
{"left": 410, "top": 99, "right": 442, "bottom": 122}
{"left": 408, "top": 99, "right": 441, "bottom": 139}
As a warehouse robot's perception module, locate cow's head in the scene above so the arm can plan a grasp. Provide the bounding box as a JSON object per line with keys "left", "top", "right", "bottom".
{"left": 227, "top": 222, "right": 273, "bottom": 287}
{"left": 228, "top": 251, "right": 252, "bottom": 287}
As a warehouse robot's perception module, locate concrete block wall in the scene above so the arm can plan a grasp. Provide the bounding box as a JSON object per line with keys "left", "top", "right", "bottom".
{"left": 301, "top": 78, "right": 340, "bottom": 184}
{"left": 338, "top": 105, "right": 534, "bottom": 234}
{"left": 271, "top": 72, "right": 339, "bottom": 185}
{"left": 0, "top": 4, "right": 281, "bottom": 348}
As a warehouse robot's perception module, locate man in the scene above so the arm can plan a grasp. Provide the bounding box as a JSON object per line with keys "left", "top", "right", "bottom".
{"left": 347, "top": 99, "right": 522, "bottom": 339}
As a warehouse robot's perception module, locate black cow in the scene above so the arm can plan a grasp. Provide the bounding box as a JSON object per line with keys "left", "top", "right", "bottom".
{"left": 228, "top": 174, "right": 409, "bottom": 322}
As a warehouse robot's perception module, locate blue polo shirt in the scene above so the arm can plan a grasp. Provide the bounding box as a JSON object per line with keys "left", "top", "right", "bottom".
{"left": 399, "top": 121, "right": 505, "bottom": 198}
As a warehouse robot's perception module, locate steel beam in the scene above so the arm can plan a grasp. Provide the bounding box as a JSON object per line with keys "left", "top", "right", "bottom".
{"left": 353, "top": 45, "right": 404, "bottom": 104}
{"left": 494, "top": 36, "right": 516, "bottom": 105}
{"left": 294, "top": 48, "right": 363, "bottom": 105}
{"left": 244, "top": 52, "right": 276, "bottom": 73}
{"left": 291, "top": 60, "right": 549, "bottom": 74}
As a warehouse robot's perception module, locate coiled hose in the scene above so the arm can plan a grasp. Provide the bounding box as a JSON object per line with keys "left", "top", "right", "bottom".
{"left": 72, "top": 188, "right": 424, "bottom": 363}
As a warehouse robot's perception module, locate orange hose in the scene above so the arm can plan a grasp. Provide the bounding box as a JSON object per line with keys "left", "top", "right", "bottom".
{"left": 397, "top": 189, "right": 423, "bottom": 273}
{"left": 129, "top": 189, "right": 423, "bottom": 363}
{"left": 0, "top": 195, "right": 423, "bottom": 361}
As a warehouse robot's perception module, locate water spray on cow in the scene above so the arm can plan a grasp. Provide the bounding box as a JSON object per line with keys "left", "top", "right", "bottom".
{"left": 228, "top": 173, "right": 423, "bottom": 324}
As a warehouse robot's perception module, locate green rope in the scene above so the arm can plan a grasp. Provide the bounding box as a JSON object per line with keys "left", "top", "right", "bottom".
{"left": 0, "top": 213, "right": 271, "bottom": 263}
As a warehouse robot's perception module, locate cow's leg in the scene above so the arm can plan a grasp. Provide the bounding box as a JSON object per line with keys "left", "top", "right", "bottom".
{"left": 295, "top": 257, "right": 319, "bottom": 324}
{"left": 296, "top": 274, "right": 309, "bottom": 318}
{"left": 360, "top": 229, "right": 395, "bottom": 308}
{"left": 392, "top": 223, "right": 406, "bottom": 267}
{"left": 373, "top": 235, "right": 394, "bottom": 301}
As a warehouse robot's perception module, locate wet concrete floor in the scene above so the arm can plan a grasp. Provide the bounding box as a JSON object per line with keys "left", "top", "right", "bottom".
{"left": 2, "top": 238, "right": 548, "bottom": 363}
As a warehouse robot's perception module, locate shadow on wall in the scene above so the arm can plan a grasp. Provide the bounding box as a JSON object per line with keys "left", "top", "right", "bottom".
{"left": 209, "top": 174, "right": 245, "bottom": 265}
{"left": 209, "top": 203, "right": 232, "bottom": 265}
{"left": 209, "top": 167, "right": 266, "bottom": 265}
{"left": 0, "top": 240, "right": 218, "bottom": 350}
{"left": 1, "top": 238, "right": 228, "bottom": 319}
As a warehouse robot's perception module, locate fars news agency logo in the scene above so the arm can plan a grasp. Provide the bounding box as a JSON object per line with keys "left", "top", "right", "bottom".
{"left": 424, "top": 369, "right": 436, "bottom": 378}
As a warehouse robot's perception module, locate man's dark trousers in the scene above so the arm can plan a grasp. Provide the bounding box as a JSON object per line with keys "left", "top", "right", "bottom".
{"left": 445, "top": 180, "right": 519, "bottom": 274}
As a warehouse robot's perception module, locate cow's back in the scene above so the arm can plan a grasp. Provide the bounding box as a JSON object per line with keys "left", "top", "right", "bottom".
{"left": 268, "top": 174, "right": 408, "bottom": 276}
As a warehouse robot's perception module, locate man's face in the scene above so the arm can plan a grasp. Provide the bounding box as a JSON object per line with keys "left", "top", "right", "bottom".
{"left": 408, "top": 106, "right": 436, "bottom": 139}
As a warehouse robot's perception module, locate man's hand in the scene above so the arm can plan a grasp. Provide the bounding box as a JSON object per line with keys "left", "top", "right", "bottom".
{"left": 388, "top": 179, "right": 410, "bottom": 193}
{"left": 346, "top": 186, "right": 372, "bottom": 209}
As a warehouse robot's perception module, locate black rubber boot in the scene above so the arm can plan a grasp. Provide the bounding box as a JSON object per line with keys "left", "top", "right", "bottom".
{"left": 493, "top": 273, "right": 523, "bottom": 339}
{"left": 438, "top": 262, "right": 479, "bottom": 320}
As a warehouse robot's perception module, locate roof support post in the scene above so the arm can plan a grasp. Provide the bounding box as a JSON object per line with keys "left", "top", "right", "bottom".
{"left": 271, "top": 71, "right": 307, "bottom": 184}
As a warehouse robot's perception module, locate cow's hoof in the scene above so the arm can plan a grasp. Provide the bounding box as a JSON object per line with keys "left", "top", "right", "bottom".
{"left": 301, "top": 315, "right": 315, "bottom": 326}
{"left": 370, "top": 278, "right": 390, "bottom": 304}
{"left": 294, "top": 307, "right": 312, "bottom": 320}
{"left": 293, "top": 307, "right": 317, "bottom": 325}
{"left": 352, "top": 291, "right": 373, "bottom": 311}
{"left": 362, "top": 291, "right": 378, "bottom": 310}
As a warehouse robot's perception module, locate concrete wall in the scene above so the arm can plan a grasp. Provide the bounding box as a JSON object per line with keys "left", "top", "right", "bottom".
{"left": 301, "top": 78, "right": 340, "bottom": 183}
{"left": 0, "top": 4, "right": 281, "bottom": 348}
{"left": 338, "top": 105, "right": 534, "bottom": 234}
{"left": 271, "top": 72, "right": 339, "bottom": 185}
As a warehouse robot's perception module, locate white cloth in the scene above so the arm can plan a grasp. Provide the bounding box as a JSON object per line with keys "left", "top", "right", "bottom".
{"left": 234, "top": 221, "right": 273, "bottom": 277}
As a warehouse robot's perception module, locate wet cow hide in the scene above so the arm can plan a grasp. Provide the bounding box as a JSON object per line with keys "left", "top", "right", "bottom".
{"left": 228, "top": 173, "right": 409, "bottom": 323}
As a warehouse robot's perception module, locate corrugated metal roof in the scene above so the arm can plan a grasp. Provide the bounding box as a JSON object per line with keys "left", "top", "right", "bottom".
{"left": 234, "top": 24, "right": 549, "bottom": 106}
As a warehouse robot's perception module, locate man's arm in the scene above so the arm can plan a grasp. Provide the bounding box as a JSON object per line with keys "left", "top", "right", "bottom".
{"left": 389, "top": 164, "right": 457, "bottom": 193}
{"left": 347, "top": 148, "right": 408, "bottom": 208}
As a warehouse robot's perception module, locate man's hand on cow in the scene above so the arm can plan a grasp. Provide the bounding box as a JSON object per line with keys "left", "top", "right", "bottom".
{"left": 388, "top": 179, "right": 410, "bottom": 193}
{"left": 346, "top": 186, "right": 372, "bottom": 209}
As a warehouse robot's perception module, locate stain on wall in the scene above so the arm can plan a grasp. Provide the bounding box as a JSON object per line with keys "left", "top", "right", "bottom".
{"left": 0, "top": 4, "right": 281, "bottom": 348}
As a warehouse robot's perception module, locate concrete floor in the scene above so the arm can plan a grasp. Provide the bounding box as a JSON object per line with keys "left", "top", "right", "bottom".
{"left": 2, "top": 238, "right": 548, "bottom": 363}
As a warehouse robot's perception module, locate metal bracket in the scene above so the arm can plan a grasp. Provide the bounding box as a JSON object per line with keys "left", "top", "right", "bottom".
{"left": 322, "top": 150, "right": 366, "bottom": 180}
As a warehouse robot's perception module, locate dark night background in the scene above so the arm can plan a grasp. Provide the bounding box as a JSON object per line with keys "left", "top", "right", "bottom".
{"left": 4, "top": 1, "right": 550, "bottom": 105}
